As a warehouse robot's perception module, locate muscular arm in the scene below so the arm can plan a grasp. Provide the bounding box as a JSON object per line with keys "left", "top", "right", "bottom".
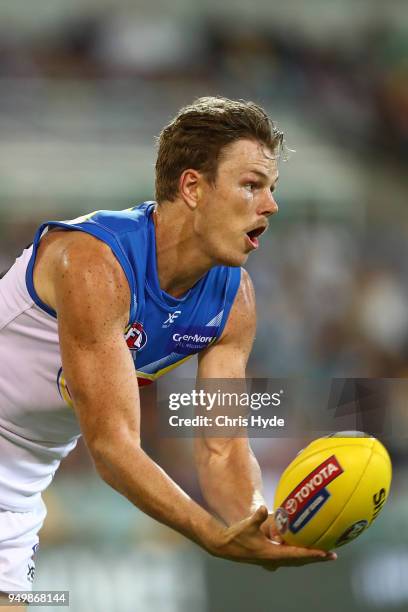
{"left": 39, "top": 232, "right": 333, "bottom": 568}
{"left": 47, "top": 233, "right": 223, "bottom": 552}
{"left": 195, "top": 269, "right": 266, "bottom": 525}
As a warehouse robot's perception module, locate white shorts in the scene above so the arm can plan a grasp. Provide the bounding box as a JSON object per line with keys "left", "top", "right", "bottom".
{"left": 0, "top": 501, "right": 46, "bottom": 593}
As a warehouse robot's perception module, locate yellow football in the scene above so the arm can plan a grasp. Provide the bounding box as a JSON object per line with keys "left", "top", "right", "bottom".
{"left": 273, "top": 432, "right": 392, "bottom": 550}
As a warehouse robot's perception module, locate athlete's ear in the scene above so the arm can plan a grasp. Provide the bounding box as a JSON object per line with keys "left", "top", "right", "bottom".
{"left": 178, "top": 169, "right": 204, "bottom": 210}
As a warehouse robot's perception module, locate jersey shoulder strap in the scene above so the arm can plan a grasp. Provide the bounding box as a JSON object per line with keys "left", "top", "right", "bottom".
{"left": 25, "top": 202, "right": 154, "bottom": 324}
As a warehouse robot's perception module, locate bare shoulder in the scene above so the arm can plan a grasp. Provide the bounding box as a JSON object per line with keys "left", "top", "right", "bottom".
{"left": 34, "top": 229, "right": 130, "bottom": 327}
{"left": 220, "top": 268, "right": 256, "bottom": 344}
{"left": 197, "top": 268, "right": 256, "bottom": 376}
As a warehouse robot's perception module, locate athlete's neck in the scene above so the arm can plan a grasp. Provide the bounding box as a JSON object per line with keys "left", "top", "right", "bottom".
{"left": 153, "top": 202, "right": 213, "bottom": 298}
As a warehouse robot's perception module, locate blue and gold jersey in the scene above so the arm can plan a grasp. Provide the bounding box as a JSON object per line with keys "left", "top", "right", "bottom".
{"left": 26, "top": 202, "right": 241, "bottom": 388}
{"left": 0, "top": 202, "right": 240, "bottom": 510}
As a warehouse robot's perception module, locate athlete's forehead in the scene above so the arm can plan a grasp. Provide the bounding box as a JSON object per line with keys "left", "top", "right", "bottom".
{"left": 219, "top": 138, "right": 279, "bottom": 182}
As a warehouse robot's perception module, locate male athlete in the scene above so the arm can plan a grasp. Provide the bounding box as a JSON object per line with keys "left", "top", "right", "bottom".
{"left": 0, "top": 97, "right": 335, "bottom": 608}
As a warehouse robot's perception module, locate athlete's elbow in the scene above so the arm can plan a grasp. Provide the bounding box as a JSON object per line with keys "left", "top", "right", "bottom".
{"left": 85, "top": 429, "right": 142, "bottom": 484}
{"left": 92, "top": 454, "right": 116, "bottom": 488}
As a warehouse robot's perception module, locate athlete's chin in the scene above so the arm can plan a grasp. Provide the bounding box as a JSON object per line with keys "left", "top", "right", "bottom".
{"left": 207, "top": 239, "right": 250, "bottom": 267}
{"left": 214, "top": 250, "right": 248, "bottom": 267}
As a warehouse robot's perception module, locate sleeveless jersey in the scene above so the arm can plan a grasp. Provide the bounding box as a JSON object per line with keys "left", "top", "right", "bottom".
{"left": 0, "top": 202, "right": 241, "bottom": 511}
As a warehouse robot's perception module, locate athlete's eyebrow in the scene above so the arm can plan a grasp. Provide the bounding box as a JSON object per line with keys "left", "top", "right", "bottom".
{"left": 245, "top": 169, "right": 279, "bottom": 185}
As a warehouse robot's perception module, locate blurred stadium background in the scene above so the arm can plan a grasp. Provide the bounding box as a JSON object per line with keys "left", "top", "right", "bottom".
{"left": 1, "top": 1, "right": 407, "bottom": 610}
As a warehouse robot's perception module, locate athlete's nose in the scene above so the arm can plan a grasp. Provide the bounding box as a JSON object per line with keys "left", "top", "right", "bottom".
{"left": 258, "top": 190, "right": 279, "bottom": 217}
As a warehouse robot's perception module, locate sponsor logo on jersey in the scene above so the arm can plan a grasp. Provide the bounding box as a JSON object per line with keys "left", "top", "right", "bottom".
{"left": 57, "top": 367, "right": 73, "bottom": 407}
{"left": 168, "top": 326, "right": 217, "bottom": 355}
{"left": 277, "top": 455, "right": 344, "bottom": 534}
{"left": 27, "top": 561, "right": 36, "bottom": 582}
{"left": 125, "top": 322, "right": 147, "bottom": 352}
{"left": 336, "top": 520, "right": 368, "bottom": 546}
{"left": 162, "top": 311, "right": 182, "bottom": 328}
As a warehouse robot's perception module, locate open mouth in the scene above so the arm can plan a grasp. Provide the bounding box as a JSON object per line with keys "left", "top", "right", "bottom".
{"left": 246, "top": 226, "right": 265, "bottom": 248}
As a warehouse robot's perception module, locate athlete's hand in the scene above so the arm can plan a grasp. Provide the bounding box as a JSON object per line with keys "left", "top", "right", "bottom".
{"left": 259, "top": 511, "right": 284, "bottom": 543}
{"left": 208, "top": 506, "right": 337, "bottom": 572}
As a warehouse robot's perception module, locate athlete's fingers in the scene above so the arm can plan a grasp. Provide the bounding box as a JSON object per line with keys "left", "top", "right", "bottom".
{"left": 266, "top": 516, "right": 281, "bottom": 536}
{"left": 261, "top": 552, "right": 337, "bottom": 572}
{"left": 267, "top": 543, "right": 334, "bottom": 559}
{"left": 326, "top": 551, "right": 337, "bottom": 560}
{"left": 271, "top": 534, "right": 284, "bottom": 544}
{"left": 243, "top": 505, "right": 269, "bottom": 530}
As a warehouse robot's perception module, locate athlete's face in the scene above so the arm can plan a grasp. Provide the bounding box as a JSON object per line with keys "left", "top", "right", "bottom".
{"left": 195, "top": 138, "right": 279, "bottom": 266}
